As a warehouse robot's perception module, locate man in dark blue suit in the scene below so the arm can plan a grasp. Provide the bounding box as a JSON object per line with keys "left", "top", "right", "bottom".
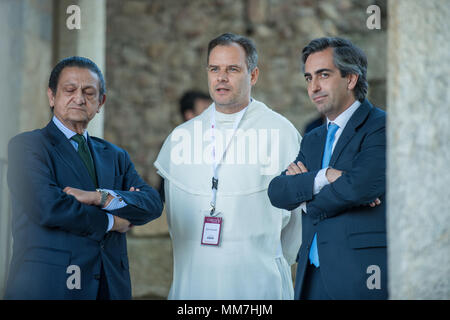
{"left": 4, "top": 56, "right": 163, "bottom": 299}
{"left": 268, "top": 37, "right": 387, "bottom": 299}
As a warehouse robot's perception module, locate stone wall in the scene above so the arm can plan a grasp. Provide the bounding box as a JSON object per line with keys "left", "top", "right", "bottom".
{"left": 105, "top": 0, "right": 388, "bottom": 299}
{"left": 387, "top": 0, "right": 450, "bottom": 299}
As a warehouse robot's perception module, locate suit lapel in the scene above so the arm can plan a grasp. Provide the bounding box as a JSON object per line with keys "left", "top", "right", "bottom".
{"left": 43, "top": 121, "right": 96, "bottom": 190}
{"left": 329, "top": 100, "right": 373, "bottom": 167}
{"left": 88, "top": 136, "right": 115, "bottom": 190}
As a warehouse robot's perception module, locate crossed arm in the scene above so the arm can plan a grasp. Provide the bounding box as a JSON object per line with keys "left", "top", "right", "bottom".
{"left": 63, "top": 186, "right": 140, "bottom": 233}
{"left": 8, "top": 134, "right": 162, "bottom": 240}
{"left": 269, "top": 122, "right": 385, "bottom": 217}
{"left": 285, "top": 161, "right": 381, "bottom": 208}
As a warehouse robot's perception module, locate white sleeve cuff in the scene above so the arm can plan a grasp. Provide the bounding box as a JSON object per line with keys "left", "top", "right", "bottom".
{"left": 101, "top": 189, "right": 128, "bottom": 211}
{"left": 313, "top": 168, "right": 330, "bottom": 195}
{"left": 300, "top": 202, "right": 307, "bottom": 214}
{"left": 100, "top": 189, "right": 128, "bottom": 233}
{"left": 106, "top": 213, "right": 114, "bottom": 232}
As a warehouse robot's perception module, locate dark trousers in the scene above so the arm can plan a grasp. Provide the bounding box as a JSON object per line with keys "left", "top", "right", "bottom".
{"left": 300, "top": 263, "right": 332, "bottom": 300}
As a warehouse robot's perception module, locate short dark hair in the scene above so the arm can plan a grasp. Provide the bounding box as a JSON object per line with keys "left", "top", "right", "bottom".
{"left": 48, "top": 56, "right": 106, "bottom": 101}
{"left": 179, "top": 90, "right": 210, "bottom": 118}
{"left": 302, "top": 37, "right": 368, "bottom": 102}
{"left": 207, "top": 33, "right": 258, "bottom": 72}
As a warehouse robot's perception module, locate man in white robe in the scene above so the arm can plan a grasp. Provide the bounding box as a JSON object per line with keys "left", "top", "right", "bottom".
{"left": 155, "top": 33, "right": 302, "bottom": 299}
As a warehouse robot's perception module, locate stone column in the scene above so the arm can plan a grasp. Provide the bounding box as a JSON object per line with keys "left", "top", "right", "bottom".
{"left": 387, "top": 0, "right": 450, "bottom": 299}
{"left": 54, "top": 0, "right": 106, "bottom": 138}
{"left": 0, "top": 0, "right": 54, "bottom": 297}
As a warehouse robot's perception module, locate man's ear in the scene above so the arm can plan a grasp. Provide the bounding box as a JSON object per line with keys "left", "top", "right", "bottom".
{"left": 97, "top": 94, "right": 106, "bottom": 113}
{"left": 250, "top": 67, "right": 259, "bottom": 86}
{"left": 347, "top": 73, "right": 359, "bottom": 91}
{"left": 47, "top": 88, "right": 55, "bottom": 107}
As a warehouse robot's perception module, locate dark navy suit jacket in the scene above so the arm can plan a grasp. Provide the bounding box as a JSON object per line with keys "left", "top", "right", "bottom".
{"left": 5, "top": 120, "right": 163, "bottom": 299}
{"left": 268, "top": 99, "right": 387, "bottom": 299}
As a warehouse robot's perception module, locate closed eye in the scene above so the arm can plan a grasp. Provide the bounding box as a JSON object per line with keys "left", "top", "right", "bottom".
{"left": 64, "top": 87, "right": 76, "bottom": 93}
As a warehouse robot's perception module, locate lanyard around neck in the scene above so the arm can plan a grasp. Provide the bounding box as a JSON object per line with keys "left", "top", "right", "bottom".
{"left": 209, "top": 105, "right": 248, "bottom": 215}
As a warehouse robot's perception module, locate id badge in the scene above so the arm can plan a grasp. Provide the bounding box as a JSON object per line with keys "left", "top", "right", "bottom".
{"left": 201, "top": 216, "right": 223, "bottom": 246}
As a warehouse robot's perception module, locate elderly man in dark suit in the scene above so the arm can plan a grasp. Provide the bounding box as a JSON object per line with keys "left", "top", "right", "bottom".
{"left": 268, "top": 37, "right": 387, "bottom": 299}
{"left": 5, "top": 56, "right": 163, "bottom": 299}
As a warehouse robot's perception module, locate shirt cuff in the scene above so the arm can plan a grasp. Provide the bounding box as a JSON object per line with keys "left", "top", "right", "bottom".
{"left": 101, "top": 189, "right": 128, "bottom": 233}
{"left": 300, "top": 202, "right": 307, "bottom": 214}
{"left": 106, "top": 213, "right": 114, "bottom": 232}
{"left": 313, "top": 168, "right": 330, "bottom": 195}
{"left": 102, "top": 189, "right": 127, "bottom": 211}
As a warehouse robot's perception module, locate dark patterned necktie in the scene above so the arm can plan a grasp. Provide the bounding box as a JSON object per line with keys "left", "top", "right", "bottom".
{"left": 71, "top": 134, "right": 98, "bottom": 187}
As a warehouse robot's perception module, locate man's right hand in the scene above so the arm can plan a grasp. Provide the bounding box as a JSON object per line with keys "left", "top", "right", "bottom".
{"left": 325, "top": 168, "right": 343, "bottom": 183}
{"left": 109, "top": 186, "right": 140, "bottom": 233}
{"left": 111, "top": 215, "right": 133, "bottom": 233}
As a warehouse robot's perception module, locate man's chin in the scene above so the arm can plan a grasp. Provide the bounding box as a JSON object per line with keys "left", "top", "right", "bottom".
{"left": 66, "top": 110, "right": 90, "bottom": 120}
{"left": 66, "top": 117, "right": 90, "bottom": 127}
{"left": 214, "top": 100, "right": 237, "bottom": 109}
{"left": 314, "top": 103, "right": 330, "bottom": 115}
{"left": 213, "top": 96, "right": 232, "bottom": 105}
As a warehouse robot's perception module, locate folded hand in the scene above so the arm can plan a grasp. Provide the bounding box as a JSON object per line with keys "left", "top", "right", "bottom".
{"left": 286, "top": 161, "right": 308, "bottom": 176}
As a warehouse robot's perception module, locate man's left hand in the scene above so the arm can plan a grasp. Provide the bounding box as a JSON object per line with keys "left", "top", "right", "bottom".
{"left": 63, "top": 187, "right": 100, "bottom": 206}
{"left": 286, "top": 161, "right": 308, "bottom": 176}
{"left": 369, "top": 198, "right": 381, "bottom": 207}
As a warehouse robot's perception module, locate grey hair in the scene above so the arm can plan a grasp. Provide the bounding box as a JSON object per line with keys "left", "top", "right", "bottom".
{"left": 207, "top": 33, "right": 258, "bottom": 72}
{"left": 302, "top": 37, "right": 368, "bottom": 102}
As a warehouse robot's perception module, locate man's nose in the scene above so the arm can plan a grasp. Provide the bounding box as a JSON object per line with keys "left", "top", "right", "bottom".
{"left": 217, "top": 70, "right": 228, "bottom": 82}
{"left": 74, "top": 89, "right": 85, "bottom": 104}
{"left": 310, "top": 77, "right": 321, "bottom": 93}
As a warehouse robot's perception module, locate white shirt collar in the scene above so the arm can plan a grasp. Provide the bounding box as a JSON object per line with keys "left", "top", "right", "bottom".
{"left": 326, "top": 100, "right": 361, "bottom": 130}
{"left": 52, "top": 115, "right": 88, "bottom": 141}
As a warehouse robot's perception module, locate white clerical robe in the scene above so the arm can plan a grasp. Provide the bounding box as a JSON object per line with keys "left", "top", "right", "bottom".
{"left": 155, "top": 99, "right": 302, "bottom": 299}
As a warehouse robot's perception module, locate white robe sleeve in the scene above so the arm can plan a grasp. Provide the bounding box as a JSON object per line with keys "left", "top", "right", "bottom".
{"left": 281, "top": 207, "right": 302, "bottom": 265}
{"left": 278, "top": 121, "right": 303, "bottom": 265}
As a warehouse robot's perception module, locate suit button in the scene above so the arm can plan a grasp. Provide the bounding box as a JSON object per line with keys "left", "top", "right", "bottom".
{"left": 94, "top": 274, "right": 101, "bottom": 280}
{"left": 100, "top": 242, "right": 105, "bottom": 249}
